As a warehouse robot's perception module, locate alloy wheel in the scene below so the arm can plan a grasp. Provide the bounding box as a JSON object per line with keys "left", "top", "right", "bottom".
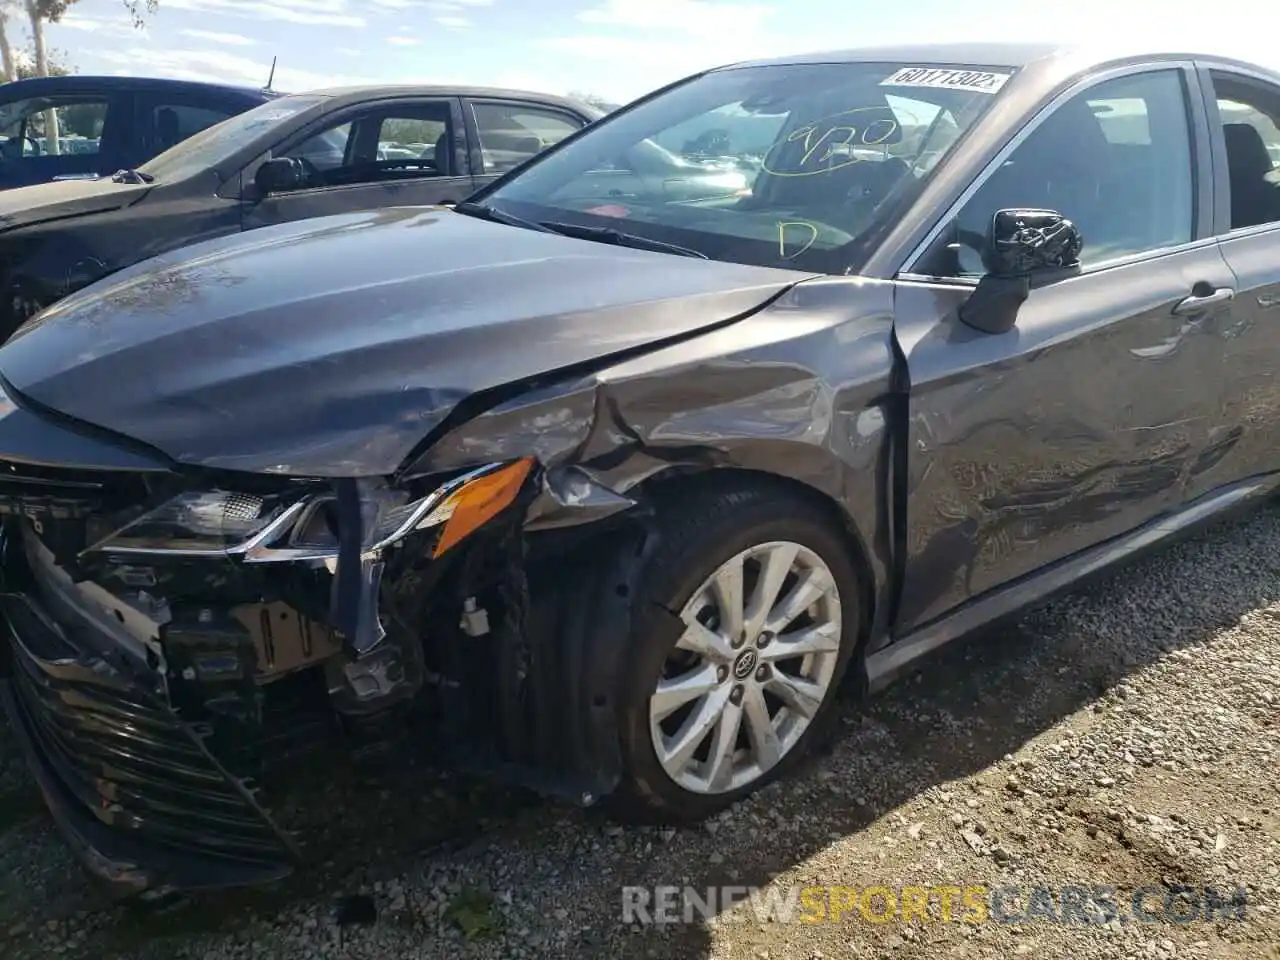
{"left": 647, "top": 540, "right": 843, "bottom": 795}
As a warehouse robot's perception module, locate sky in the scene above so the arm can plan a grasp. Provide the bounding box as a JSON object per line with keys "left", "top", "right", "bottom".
{"left": 17, "top": 0, "right": 1280, "bottom": 106}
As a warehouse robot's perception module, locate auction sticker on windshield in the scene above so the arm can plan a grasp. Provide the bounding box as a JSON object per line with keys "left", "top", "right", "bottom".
{"left": 880, "top": 67, "right": 1012, "bottom": 94}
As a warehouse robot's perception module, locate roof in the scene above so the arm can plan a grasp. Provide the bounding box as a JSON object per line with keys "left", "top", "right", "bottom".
{"left": 302, "top": 84, "right": 597, "bottom": 115}
{"left": 0, "top": 74, "right": 274, "bottom": 100}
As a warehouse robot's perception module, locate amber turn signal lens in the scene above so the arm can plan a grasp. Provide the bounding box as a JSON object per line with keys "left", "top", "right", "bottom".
{"left": 431, "top": 458, "right": 534, "bottom": 558}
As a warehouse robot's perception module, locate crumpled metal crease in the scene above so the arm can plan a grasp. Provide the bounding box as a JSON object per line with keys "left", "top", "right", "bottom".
{"left": 406, "top": 276, "right": 900, "bottom": 635}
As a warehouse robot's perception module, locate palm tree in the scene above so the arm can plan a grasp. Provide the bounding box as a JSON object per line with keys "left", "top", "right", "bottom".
{"left": 0, "top": 2, "right": 17, "bottom": 83}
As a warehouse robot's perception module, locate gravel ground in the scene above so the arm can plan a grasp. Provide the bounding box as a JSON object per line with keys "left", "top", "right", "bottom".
{"left": 2, "top": 503, "right": 1279, "bottom": 960}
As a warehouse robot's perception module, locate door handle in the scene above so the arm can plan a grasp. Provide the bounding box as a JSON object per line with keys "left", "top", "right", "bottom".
{"left": 1172, "top": 287, "right": 1234, "bottom": 316}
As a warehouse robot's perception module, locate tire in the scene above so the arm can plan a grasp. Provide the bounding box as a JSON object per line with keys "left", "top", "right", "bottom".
{"left": 610, "top": 478, "right": 862, "bottom": 823}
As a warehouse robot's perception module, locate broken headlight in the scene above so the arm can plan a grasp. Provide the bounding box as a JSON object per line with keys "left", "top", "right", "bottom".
{"left": 249, "top": 458, "right": 535, "bottom": 563}
{"left": 84, "top": 489, "right": 306, "bottom": 556}
{"left": 80, "top": 459, "right": 535, "bottom": 562}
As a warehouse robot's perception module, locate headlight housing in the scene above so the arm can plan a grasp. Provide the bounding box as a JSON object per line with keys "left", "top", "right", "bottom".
{"left": 81, "top": 458, "right": 535, "bottom": 562}
{"left": 84, "top": 489, "right": 306, "bottom": 556}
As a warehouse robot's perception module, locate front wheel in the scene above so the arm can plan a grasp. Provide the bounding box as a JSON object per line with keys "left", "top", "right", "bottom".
{"left": 611, "top": 482, "right": 862, "bottom": 823}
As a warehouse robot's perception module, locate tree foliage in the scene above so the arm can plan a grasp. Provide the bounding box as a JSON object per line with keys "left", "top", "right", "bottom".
{"left": 15, "top": 46, "right": 66, "bottom": 78}
{"left": 382, "top": 118, "right": 445, "bottom": 145}
{"left": 0, "top": 2, "right": 15, "bottom": 83}
{"left": 0, "top": 0, "right": 157, "bottom": 83}
{"left": 22, "top": 1, "right": 156, "bottom": 25}
{"left": 121, "top": 0, "right": 158, "bottom": 28}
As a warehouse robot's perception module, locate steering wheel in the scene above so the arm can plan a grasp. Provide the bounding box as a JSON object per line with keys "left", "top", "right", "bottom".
{"left": 832, "top": 156, "right": 910, "bottom": 212}
{"left": 286, "top": 155, "right": 323, "bottom": 187}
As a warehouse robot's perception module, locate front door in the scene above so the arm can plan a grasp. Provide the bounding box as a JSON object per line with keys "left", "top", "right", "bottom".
{"left": 241, "top": 97, "right": 474, "bottom": 230}
{"left": 892, "top": 65, "right": 1236, "bottom": 633}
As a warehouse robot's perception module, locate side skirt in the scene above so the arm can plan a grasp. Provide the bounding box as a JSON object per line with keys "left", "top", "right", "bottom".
{"left": 865, "top": 471, "right": 1280, "bottom": 692}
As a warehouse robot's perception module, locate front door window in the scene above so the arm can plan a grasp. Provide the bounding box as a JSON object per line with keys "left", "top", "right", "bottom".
{"left": 919, "top": 69, "right": 1195, "bottom": 277}
{"left": 278, "top": 103, "right": 456, "bottom": 190}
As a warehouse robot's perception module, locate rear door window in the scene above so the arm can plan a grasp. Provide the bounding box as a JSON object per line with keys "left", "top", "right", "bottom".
{"left": 138, "top": 95, "right": 245, "bottom": 157}
{"left": 1207, "top": 76, "right": 1280, "bottom": 230}
{"left": 470, "top": 101, "right": 585, "bottom": 174}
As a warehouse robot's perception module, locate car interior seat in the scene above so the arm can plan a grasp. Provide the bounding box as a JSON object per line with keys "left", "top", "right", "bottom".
{"left": 156, "top": 108, "right": 181, "bottom": 152}
{"left": 432, "top": 132, "right": 451, "bottom": 174}
{"left": 1222, "top": 122, "right": 1280, "bottom": 228}
{"left": 512, "top": 135, "right": 543, "bottom": 161}
{"left": 964, "top": 94, "right": 1171, "bottom": 267}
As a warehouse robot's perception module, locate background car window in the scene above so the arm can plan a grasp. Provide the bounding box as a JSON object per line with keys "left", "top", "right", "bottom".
{"left": 1209, "top": 77, "right": 1280, "bottom": 230}
{"left": 278, "top": 105, "right": 454, "bottom": 189}
{"left": 377, "top": 116, "right": 447, "bottom": 166}
{"left": 150, "top": 102, "right": 238, "bottom": 152}
{"left": 939, "top": 70, "right": 1194, "bottom": 275}
{"left": 0, "top": 96, "right": 106, "bottom": 159}
{"left": 139, "top": 94, "right": 327, "bottom": 182}
{"left": 287, "top": 121, "right": 352, "bottom": 171}
{"left": 654, "top": 104, "right": 786, "bottom": 165}
{"left": 472, "top": 102, "right": 582, "bottom": 174}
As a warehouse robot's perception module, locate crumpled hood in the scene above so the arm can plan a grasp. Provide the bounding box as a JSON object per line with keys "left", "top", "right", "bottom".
{"left": 0, "top": 177, "right": 148, "bottom": 233}
{"left": 0, "top": 206, "right": 808, "bottom": 477}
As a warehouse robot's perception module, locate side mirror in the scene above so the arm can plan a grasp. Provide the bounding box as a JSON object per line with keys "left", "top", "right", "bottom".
{"left": 254, "top": 156, "right": 303, "bottom": 197}
{"left": 958, "top": 208, "right": 1082, "bottom": 335}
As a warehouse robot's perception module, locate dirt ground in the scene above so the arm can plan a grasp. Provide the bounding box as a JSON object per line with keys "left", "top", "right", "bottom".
{"left": 1, "top": 503, "right": 1278, "bottom": 960}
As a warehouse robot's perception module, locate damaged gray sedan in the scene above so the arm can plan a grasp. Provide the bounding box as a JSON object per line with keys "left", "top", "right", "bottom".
{"left": 5, "top": 40, "right": 1280, "bottom": 896}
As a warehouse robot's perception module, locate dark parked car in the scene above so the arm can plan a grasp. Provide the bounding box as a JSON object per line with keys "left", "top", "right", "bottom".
{"left": 4, "top": 41, "right": 1280, "bottom": 896}
{"left": 0, "top": 75, "right": 275, "bottom": 189}
{"left": 0, "top": 85, "right": 600, "bottom": 334}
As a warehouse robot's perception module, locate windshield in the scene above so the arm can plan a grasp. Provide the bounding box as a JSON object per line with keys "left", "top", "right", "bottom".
{"left": 482, "top": 62, "right": 1013, "bottom": 273}
{"left": 139, "top": 94, "right": 328, "bottom": 181}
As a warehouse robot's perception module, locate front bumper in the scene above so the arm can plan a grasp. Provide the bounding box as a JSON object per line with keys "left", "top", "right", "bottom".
{"left": 0, "top": 538, "right": 297, "bottom": 898}
{"left": 0, "top": 442, "right": 639, "bottom": 896}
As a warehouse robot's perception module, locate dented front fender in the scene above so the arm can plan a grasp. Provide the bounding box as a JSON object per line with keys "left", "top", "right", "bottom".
{"left": 405, "top": 275, "right": 902, "bottom": 635}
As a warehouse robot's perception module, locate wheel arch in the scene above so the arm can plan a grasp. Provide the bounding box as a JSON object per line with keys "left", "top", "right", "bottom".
{"left": 632, "top": 464, "right": 879, "bottom": 668}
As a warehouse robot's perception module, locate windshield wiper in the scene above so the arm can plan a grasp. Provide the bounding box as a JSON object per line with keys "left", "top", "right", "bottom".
{"left": 452, "top": 200, "right": 556, "bottom": 233}
{"left": 110, "top": 168, "right": 154, "bottom": 184}
{"left": 453, "top": 202, "right": 709, "bottom": 259}
{"left": 538, "top": 221, "right": 708, "bottom": 259}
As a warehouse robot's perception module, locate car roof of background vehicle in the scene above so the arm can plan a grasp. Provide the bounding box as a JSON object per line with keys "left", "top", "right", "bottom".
{"left": 0, "top": 74, "right": 279, "bottom": 100}
{"left": 302, "top": 84, "right": 601, "bottom": 116}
